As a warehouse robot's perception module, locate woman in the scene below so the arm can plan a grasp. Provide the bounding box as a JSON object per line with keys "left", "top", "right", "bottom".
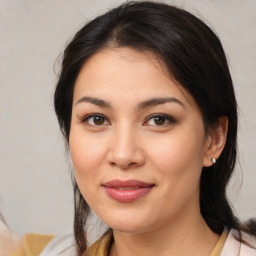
{"left": 52, "top": 1, "right": 256, "bottom": 255}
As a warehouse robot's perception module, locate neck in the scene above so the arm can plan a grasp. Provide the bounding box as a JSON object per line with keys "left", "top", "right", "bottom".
{"left": 110, "top": 208, "right": 220, "bottom": 256}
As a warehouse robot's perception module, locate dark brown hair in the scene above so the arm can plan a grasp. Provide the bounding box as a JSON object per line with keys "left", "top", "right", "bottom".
{"left": 54, "top": 1, "right": 256, "bottom": 255}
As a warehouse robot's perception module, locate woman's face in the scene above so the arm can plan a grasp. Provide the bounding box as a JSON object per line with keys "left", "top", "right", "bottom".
{"left": 69, "top": 47, "right": 212, "bottom": 234}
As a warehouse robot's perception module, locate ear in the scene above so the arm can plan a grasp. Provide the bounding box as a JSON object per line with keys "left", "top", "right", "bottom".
{"left": 203, "top": 116, "right": 228, "bottom": 167}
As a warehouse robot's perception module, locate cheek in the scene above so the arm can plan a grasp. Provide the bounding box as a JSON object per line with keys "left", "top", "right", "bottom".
{"left": 146, "top": 128, "right": 206, "bottom": 204}
{"left": 69, "top": 131, "right": 108, "bottom": 207}
{"left": 147, "top": 132, "right": 204, "bottom": 210}
{"left": 148, "top": 131, "right": 205, "bottom": 173}
{"left": 69, "top": 129, "right": 107, "bottom": 177}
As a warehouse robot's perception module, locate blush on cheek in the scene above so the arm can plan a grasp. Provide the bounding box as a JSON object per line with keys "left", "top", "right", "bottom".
{"left": 70, "top": 137, "right": 107, "bottom": 178}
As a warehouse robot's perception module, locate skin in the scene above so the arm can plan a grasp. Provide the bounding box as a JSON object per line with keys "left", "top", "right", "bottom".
{"left": 69, "top": 47, "right": 228, "bottom": 256}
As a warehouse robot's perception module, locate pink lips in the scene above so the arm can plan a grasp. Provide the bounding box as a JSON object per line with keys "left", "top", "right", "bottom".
{"left": 103, "top": 179, "right": 154, "bottom": 203}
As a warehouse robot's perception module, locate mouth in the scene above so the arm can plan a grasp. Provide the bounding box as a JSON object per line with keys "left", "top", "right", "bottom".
{"left": 102, "top": 179, "right": 155, "bottom": 203}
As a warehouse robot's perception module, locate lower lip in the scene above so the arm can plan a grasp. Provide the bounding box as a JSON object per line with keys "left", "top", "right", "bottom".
{"left": 104, "top": 187, "right": 153, "bottom": 203}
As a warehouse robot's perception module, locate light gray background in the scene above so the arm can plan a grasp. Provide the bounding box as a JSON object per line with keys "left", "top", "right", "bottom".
{"left": 0, "top": 0, "right": 255, "bottom": 237}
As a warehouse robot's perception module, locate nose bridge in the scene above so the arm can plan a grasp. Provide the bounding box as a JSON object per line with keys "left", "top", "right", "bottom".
{"left": 115, "top": 123, "right": 135, "bottom": 154}
{"left": 108, "top": 122, "right": 144, "bottom": 169}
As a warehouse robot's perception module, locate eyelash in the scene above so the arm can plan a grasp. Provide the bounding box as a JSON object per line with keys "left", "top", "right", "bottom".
{"left": 144, "top": 114, "right": 176, "bottom": 126}
{"left": 81, "top": 113, "right": 110, "bottom": 126}
{"left": 80, "top": 113, "right": 176, "bottom": 127}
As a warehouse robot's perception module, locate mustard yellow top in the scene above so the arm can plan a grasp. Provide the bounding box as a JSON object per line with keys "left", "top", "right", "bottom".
{"left": 10, "top": 233, "right": 55, "bottom": 256}
{"left": 210, "top": 230, "right": 228, "bottom": 256}
{"left": 85, "top": 229, "right": 228, "bottom": 256}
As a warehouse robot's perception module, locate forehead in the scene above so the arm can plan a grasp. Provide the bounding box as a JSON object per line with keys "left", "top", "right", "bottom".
{"left": 73, "top": 47, "right": 194, "bottom": 107}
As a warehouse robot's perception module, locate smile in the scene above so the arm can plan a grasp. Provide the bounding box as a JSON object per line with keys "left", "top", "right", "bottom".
{"left": 115, "top": 187, "right": 141, "bottom": 190}
{"left": 103, "top": 179, "right": 154, "bottom": 203}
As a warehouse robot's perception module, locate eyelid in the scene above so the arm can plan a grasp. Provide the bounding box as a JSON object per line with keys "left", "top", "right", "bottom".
{"left": 81, "top": 113, "right": 110, "bottom": 125}
{"left": 143, "top": 113, "right": 176, "bottom": 126}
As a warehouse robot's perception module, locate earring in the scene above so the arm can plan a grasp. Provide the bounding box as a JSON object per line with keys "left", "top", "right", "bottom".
{"left": 211, "top": 158, "right": 216, "bottom": 164}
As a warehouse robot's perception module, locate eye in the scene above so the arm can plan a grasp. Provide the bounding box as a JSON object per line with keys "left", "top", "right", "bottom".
{"left": 82, "top": 114, "right": 110, "bottom": 126}
{"left": 145, "top": 114, "right": 176, "bottom": 126}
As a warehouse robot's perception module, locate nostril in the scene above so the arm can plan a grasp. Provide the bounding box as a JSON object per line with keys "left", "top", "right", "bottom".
{"left": 109, "top": 160, "right": 140, "bottom": 170}
{"left": 127, "top": 162, "right": 138, "bottom": 168}
{"left": 109, "top": 161, "right": 116, "bottom": 166}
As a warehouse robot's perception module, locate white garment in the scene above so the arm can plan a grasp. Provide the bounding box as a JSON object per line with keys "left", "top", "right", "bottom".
{"left": 220, "top": 229, "right": 256, "bottom": 256}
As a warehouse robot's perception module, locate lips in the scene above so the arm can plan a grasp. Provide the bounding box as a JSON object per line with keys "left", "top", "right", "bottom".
{"left": 103, "top": 179, "right": 154, "bottom": 203}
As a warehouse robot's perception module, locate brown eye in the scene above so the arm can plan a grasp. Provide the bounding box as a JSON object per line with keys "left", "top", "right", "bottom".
{"left": 82, "top": 114, "right": 109, "bottom": 126}
{"left": 145, "top": 114, "right": 176, "bottom": 126}
{"left": 93, "top": 116, "right": 105, "bottom": 125}
{"left": 154, "top": 116, "right": 166, "bottom": 125}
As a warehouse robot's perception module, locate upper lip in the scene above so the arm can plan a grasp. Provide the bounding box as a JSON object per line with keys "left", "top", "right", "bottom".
{"left": 103, "top": 179, "right": 154, "bottom": 188}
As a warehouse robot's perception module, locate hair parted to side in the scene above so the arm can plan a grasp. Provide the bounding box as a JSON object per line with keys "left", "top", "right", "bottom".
{"left": 54, "top": 1, "right": 256, "bottom": 255}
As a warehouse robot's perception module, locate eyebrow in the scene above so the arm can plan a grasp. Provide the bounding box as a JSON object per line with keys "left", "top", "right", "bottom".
{"left": 76, "top": 96, "right": 111, "bottom": 108}
{"left": 75, "top": 96, "right": 185, "bottom": 109}
{"left": 137, "top": 97, "right": 185, "bottom": 110}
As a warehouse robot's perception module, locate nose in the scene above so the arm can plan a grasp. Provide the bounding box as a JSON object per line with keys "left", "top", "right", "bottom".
{"left": 107, "top": 125, "right": 145, "bottom": 170}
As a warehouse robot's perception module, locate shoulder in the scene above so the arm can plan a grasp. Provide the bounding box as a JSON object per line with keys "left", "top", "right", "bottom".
{"left": 39, "top": 231, "right": 76, "bottom": 256}
{"left": 220, "top": 229, "right": 256, "bottom": 256}
{"left": 39, "top": 230, "right": 112, "bottom": 256}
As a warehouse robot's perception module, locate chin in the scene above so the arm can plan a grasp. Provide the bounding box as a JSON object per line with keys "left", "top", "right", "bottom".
{"left": 111, "top": 223, "right": 148, "bottom": 234}
{"left": 103, "top": 213, "right": 153, "bottom": 234}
